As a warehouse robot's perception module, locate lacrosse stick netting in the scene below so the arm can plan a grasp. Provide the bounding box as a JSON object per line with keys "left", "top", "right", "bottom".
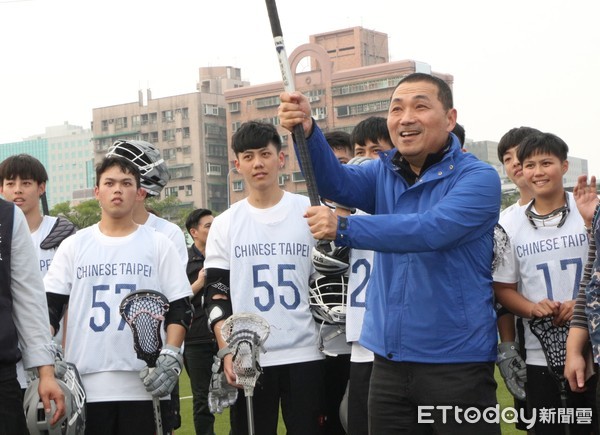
{"left": 529, "top": 317, "right": 569, "bottom": 387}
{"left": 220, "top": 312, "right": 270, "bottom": 397}
{"left": 119, "top": 290, "right": 169, "bottom": 434}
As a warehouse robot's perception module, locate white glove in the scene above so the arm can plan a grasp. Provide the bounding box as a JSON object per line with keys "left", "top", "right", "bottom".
{"left": 140, "top": 345, "right": 183, "bottom": 398}
{"left": 208, "top": 354, "right": 238, "bottom": 414}
{"left": 497, "top": 341, "right": 527, "bottom": 401}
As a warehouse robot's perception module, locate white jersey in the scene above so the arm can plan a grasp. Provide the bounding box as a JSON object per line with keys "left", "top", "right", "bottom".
{"left": 493, "top": 192, "right": 587, "bottom": 366}
{"left": 43, "top": 224, "right": 192, "bottom": 402}
{"left": 31, "top": 215, "right": 59, "bottom": 277}
{"left": 345, "top": 210, "right": 375, "bottom": 363}
{"left": 144, "top": 213, "right": 187, "bottom": 267}
{"left": 205, "top": 192, "right": 323, "bottom": 367}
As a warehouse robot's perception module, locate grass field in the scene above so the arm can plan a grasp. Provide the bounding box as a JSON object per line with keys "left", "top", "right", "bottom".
{"left": 175, "top": 367, "right": 523, "bottom": 434}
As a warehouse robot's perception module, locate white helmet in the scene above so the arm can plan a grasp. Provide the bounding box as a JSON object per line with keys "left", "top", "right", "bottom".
{"left": 309, "top": 273, "right": 348, "bottom": 325}
{"left": 311, "top": 242, "right": 350, "bottom": 276}
{"left": 106, "top": 140, "right": 170, "bottom": 196}
{"left": 23, "top": 362, "right": 86, "bottom": 435}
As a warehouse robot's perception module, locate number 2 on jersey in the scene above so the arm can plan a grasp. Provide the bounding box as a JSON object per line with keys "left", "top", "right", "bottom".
{"left": 350, "top": 258, "right": 371, "bottom": 308}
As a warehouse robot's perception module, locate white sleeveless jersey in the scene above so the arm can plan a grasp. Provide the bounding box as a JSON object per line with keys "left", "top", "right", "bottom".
{"left": 43, "top": 224, "right": 192, "bottom": 402}
{"left": 493, "top": 192, "right": 587, "bottom": 366}
{"left": 345, "top": 210, "right": 373, "bottom": 344}
{"left": 144, "top": 213, "right": 188, "bottom": 267}
{"left": 30, "top": 215, "right": 59, "bottom": 277}
{"left": 205, "top": 192, "right": 323, "bottom": 367}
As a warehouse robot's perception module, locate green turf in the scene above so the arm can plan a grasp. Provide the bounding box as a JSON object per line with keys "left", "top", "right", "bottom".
{"left": 176, "top": 367, "right": 523, "bottom": 434}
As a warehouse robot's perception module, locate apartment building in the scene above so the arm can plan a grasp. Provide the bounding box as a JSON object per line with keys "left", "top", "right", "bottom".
{"left": 225, "top": 27, "right": 452, "bottom": 203}
{"left": 0, "top": 122, "right": 94, "bottom": 209}
{"left": 92, "top": 66, "right": 247, "bottom": 213}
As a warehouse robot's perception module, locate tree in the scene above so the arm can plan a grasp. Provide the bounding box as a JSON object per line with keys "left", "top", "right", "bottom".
{"left": 146, "top": 195, "right": 194, "bottom": 229}
{"left": 50, "top": 199, "right": 101, "bottom": 229}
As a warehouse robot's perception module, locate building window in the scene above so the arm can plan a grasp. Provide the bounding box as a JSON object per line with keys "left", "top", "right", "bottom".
{"left": 232, "top": 180, "right": 244, "bottom": 192}
{"left": 255, "top": 96, "right": 280, "bottom": 109}
{"left": 278, "top": 174, "right": 290, "bottom": 186}
{"left": 163, "top": 129, "right": 175, "bottom": 141}
{"left": 181, "top": 108, "right": 189, "bottom": 119}
{"left": 163, "top": 148, "right": 176, "bottom": 160}
{"left": 182, "top": 127, "right": 190, "bottom": 138}
{"left": 150, "top": 131, "right": 159, "bottom": 143}
{"left": 231, "top": 121, "right": 242, "bottom": 133}
{"left": 149, "top": 113, "right": 158, "bottom": 124}
{"left": 115, "top": 117, "right": 128, "bottom": 129}
{"left": 292, "top": 171, "right": 305, "bottom": 182}
{"left": 207, "top": 163, "right": 222, "bottom": 176}
{"left": 204, "top": 104, "right": 221, "bottom": 116}
{"left": 101, "top": 120, "right": 109, "bottom": 131}
{"left": 141, "top": 114, "right": 149, "bottom": 125}
{"left": 185, "top": 184, "right": 193, "bottom": 196}
{"left": 311, "top": 107, "right": 327, "bottom": 121}
{"left": 182, "top": 146, "right": 191, "bottom": 155}
{"left": 162, "top": 110, "right": 174, "bottom": 122}
{"left": 132, "top": 115, "right": 141, "bottom": 127}
{"left": 229, "top": 102, "right": 241, "bottom": 113}
{"left": 165, "top": 186, "right": 178, "bottom": 197}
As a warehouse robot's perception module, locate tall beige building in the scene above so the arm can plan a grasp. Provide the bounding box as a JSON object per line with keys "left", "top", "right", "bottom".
{"left": 225, "top": 27, "right": 452, "bottom": 204}
{"left": 92, "top": 66, "right": 247, "bottom": 213}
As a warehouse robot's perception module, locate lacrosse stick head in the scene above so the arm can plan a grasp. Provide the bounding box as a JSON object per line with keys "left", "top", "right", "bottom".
{"left": 220, "top": 313, "right": 270, "bottom": 395}
{"left": 529, "top": 316, "right": 569, "bottom": 384}
{"left": 119, "top": 290, "right": 169, "bottom": 367}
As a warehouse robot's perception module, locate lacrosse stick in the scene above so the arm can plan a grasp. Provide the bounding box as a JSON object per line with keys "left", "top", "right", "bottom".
{"left": 529, "top": 317, "right": 571, "bottom": 435}
{"left": 120, "top": 290, "right": 169, "bottom": 435}
{"left": 220, "top": 313, "right": 270, "bottom": 435}
{"left": 265, "top": 0, "right": 319, "bottom": 207}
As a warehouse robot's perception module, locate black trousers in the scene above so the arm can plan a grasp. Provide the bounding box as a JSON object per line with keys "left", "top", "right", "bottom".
{"left": 368, "top": 356, "right": 500, "bottom": 434}
{"left": 230, "top": 359, "right": 326, "bottom": 435}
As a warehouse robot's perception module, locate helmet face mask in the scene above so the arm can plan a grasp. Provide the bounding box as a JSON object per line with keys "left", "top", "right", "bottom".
{"left": 309, "top": 273, "right": 348, "bottom": 325}
{"left": 24, "top": 362, "right": 86, "bottom": 435}
{"left": 106, "top": 140, "right": 170, "bottom": 196}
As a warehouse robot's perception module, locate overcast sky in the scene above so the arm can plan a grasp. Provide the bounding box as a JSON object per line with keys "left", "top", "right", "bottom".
{"left": 1, "top": 0, "right": 599, "bottom": 175}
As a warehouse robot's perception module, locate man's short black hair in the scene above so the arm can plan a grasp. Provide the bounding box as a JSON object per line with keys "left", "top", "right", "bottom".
{"left": 231, "top": 121, "right": 282, "bottom": 155}
{"left": 95, "top": 156, "right": 141, "bottom": 188}
{"left": 497, "top": 126, "right": 542, "bottom": 163}
{"left": 452, "top": 123, "right": 465, "bottom": 146}
{"left": 517, "top": 132, "right": 569, "bottom": 164}
{"left": 0, "top": 154, "right": 48, "bottom": 184}
{"left": 351, "top": 116, "right": 392, "bottom": 148}
{"left": 185, "top": 208, "right": 213, "bottom": 233}
{"left": 393, "top": 73, "right": 453, "bottom": 111}
{"left": 324, "top": 131, "right": 352, "bottom": 154}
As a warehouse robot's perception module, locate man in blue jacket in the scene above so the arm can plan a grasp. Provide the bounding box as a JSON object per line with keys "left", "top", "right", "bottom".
{"left": 279, "top": 73, "right": 501, "bottom": 434}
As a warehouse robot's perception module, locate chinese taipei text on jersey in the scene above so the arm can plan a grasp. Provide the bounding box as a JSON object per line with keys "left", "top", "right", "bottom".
{"left": 205, "top": 191, "right": 323, "bottom": 367}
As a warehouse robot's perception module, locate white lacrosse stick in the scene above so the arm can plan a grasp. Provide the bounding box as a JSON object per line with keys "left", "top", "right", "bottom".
{"left": 220, "top": 312, "right": 270, "bottom": 435}
{"left": 120, "top": 290, "right": 169, "bottom": 435}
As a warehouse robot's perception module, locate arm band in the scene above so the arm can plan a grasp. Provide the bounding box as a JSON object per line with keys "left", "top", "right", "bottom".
{"left": 204, "top": 268, "right": 233, "bottom": 333}
{"left": 165, "top": 297, "right": 194, "bottom": 330}
{"left": 46, "top": 292, "right": 69, "bottom": 334}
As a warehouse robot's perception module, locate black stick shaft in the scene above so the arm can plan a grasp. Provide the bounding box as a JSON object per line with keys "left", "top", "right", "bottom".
{"left": 265, "top": 0, "right": 320, "bottom": 206}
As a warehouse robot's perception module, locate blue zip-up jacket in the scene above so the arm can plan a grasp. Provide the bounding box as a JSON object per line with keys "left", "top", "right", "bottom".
{"left": 300, "top": 125, "right": 500, "bottom": 363}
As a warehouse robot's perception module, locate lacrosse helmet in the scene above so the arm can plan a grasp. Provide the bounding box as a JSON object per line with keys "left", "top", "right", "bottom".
{"left": 312, "top": 242, "right": 350, "bottom": 276}
{"left": 106, "top": 139, "right": 170, "bottom": 196}
{"left": 309, "top": 273, "right": 348, "bottom": 325}
{"left": 23, "top": 363, "right": 86, "bottom": 435}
